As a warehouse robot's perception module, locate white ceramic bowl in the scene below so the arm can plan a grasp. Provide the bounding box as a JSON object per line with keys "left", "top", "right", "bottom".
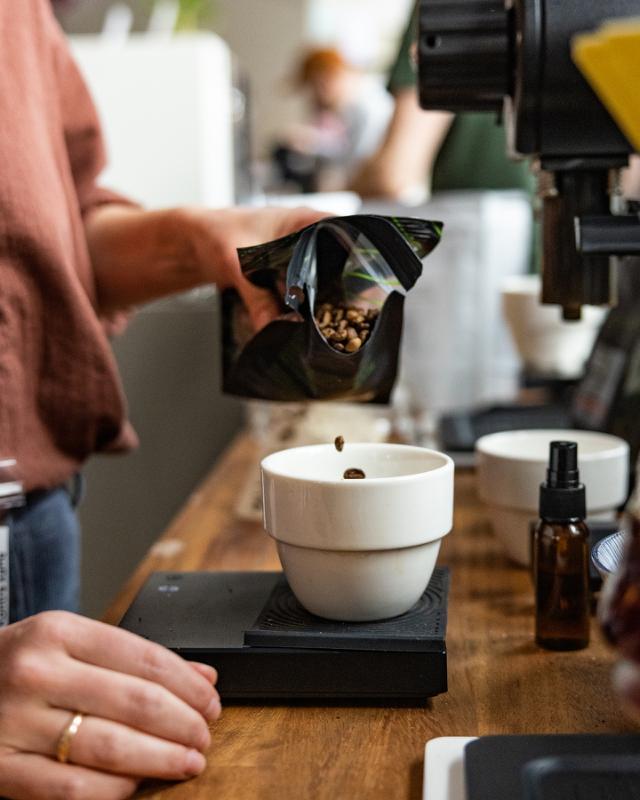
{"left": 476, "top": 429, "right": 629, "bottom": 565}
{"left": 261, "top": 443, "right": 454, "bottom": 621}
{"left": 501, "top": 274, "right": 607, "bottom": 378}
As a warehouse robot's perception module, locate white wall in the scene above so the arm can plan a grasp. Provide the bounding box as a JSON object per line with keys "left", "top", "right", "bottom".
{"left": 214, "top": 0, "right": 310, "bottom": 159}
{"left": 58, "top": 1, "right": 414, "bottom": 160}
{"left": 214, "top": 0, "right": 413, "bottom": 158}
{"left": 71, "top": 33, "right": 234, "bottom": 208}
{"left": 306, "top": 0, "right": 414, "bottom": 68}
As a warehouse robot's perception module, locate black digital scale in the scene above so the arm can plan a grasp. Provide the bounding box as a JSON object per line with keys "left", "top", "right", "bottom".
{"left": 119, "top": 568, "right": 450, "bottom": 704}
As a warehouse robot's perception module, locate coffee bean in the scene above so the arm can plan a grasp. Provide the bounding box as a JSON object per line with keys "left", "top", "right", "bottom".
{"left": 346, "top": 327, "right": 357, "bottom": 340}
{"left": 345, "top": 337, "right": 362, "bottom": 353}
{"left": 343, "top": 468, "right": 366, "bottom": 479}
{"left": 334, "top": 435, "right": 344, "bottom": 452}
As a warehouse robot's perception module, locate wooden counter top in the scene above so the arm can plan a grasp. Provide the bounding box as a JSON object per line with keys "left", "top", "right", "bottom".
{"left": 105, "top": 435, "right": 636, "bottom": 800}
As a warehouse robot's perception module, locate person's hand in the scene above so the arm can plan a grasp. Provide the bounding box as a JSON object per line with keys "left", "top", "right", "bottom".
{"left": 0, "top": 611, "right": 221, "bottom": 800}
{"left": 349, "top": 152, "right": 410, "bottom": 201}
{"left": 186, "top": 205, "right": 330, "bottom": 330}
{"left": 86, "top": 204, "right": 329, "bottom": 330}
{"left": 350, "top": 90, "right": 453, "bottom": 202}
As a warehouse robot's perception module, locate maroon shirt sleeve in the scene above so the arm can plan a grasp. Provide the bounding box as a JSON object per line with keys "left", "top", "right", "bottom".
{"left": 46, "top": 2, "right": 138, "bottom": 217}
{"left": 44, "top": 5, "right": 139, "bottom": 334}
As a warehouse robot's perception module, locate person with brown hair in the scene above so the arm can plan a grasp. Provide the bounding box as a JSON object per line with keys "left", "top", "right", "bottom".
{"left": 272, "top": 46, "right": 392, "bottom": 192}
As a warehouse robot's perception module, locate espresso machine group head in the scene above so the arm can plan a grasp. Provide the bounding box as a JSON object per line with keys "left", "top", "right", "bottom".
{"left": 417, "top": 0, "right": 640, "bottom": 319}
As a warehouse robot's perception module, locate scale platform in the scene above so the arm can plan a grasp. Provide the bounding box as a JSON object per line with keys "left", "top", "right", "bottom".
{"left": 119, "top": 568, "right": 449, "bottom": 704}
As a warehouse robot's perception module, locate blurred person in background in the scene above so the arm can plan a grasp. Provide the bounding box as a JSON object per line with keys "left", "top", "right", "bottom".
{"left": 351, "top": 2, "right": 534, "bottom": 205}
{"left": 0, "top": 1, "right": 324, "bottom": 797}
{"left": 272, "top": 47, "right": 393, "bottom": 194}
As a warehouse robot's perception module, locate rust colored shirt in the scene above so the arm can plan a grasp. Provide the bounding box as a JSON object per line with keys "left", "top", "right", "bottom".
{"left": 0, "top": 0, "right": 136, "bottom": 491}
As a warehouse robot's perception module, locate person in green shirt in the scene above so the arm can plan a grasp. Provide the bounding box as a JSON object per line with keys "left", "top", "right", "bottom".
{"left": 351, "top": 2, "right": 534, "bottom": 199}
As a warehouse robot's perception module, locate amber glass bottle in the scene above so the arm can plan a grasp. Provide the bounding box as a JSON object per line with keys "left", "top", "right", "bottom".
{"left": 534, "top": 442, "right": 590, "bottom": 651}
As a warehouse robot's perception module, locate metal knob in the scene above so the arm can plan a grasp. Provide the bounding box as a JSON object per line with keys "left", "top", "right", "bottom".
{"left": 418, "top": 0, "right": 511, "bottom": 113}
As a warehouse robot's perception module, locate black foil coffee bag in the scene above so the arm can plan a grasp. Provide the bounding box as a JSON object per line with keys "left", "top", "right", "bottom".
{"left": 221, "top": 214, "right": 442, "bottom": 403}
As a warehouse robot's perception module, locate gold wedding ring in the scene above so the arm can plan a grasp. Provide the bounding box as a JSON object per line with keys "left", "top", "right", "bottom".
{"left": 56, "top": 712, "right": 84, "bottom": 764}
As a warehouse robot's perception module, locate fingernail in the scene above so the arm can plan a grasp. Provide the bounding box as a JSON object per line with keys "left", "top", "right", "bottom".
{"left": 205, "top": 695, "right": 222, "bottom": 722}
{"left": 185, "top": 749, "right": 206, "bottom": 776}
{"left": 198, "top": 726, "right": 212, "bottom": 751}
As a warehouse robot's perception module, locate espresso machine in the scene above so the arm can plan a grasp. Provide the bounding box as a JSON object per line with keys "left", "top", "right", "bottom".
{"left": 417, "top": 0, "right": 640, "bottom": 321}
{"left": 423, "top": 0, "right": 640, "bottom": 464}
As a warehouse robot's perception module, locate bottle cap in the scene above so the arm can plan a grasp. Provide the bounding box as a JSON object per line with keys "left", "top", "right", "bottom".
{"left": 539, "top": 441, "right": 587, "bottom": 520}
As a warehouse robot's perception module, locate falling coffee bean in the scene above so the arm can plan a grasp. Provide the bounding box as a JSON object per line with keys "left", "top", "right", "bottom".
{"left": 343, "top": 468, "right": 366, "bottom": 480}
{"left": 334, "top": 435, "right": 344, "bottom": 452}
{"left": 345, "top": 337, "right": 362, "bottom": 353}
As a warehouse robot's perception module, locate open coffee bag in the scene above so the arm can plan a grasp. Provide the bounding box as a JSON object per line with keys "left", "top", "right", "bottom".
{"left": 221, "top": 214, "right": 442, "bottom": 403}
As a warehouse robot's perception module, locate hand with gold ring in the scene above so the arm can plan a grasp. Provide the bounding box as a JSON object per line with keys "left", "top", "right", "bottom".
{"left": 0, "top": 611, "right": 221, "bottom": 799}
{"left": 56, "top": 712, "right": 85, "bottom": 764}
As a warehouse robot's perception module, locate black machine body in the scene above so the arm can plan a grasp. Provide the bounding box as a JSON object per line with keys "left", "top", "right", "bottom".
{"left": 418, "top": 0, "right": 640, "bottom": 319}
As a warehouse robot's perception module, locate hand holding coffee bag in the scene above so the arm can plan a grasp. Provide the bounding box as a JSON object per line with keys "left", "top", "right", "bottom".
{"left": 221, "top": 214, "right": 442, "bottom": 403}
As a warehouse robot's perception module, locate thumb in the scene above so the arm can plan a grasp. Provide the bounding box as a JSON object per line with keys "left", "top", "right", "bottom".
{"left": 236, "top": 278, "right": 280, "bottom": 332}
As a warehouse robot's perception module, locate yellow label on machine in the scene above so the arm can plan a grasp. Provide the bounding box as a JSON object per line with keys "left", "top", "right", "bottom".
{"left": 573, "top": 19, "right": 640, "bottom": 151}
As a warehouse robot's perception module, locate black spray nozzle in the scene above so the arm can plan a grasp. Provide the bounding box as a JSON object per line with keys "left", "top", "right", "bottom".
{"left": 540, "top": 441, "right": 586, "bottom": 521}
{"left": 546, "top": 441, "right": 580, "bottom": 489}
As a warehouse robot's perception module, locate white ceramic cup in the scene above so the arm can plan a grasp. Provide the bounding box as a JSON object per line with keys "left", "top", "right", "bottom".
{"left": 476, "top": 429, "right": 629, "bottom": 565}
{"left": 501, "top": 274, "right": 607, "bottom": 378}
{"left": 261, "top": 443, "right": 454, "bottom": 621}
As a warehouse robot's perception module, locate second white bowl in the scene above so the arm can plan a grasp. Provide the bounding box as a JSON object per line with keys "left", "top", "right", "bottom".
{"left": 476, "top": 429, "right": 629, "bottom": 565}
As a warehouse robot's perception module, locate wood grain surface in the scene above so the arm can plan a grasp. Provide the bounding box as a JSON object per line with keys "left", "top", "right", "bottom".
{"left": 104, "top": 435, "right": 636, "bottom": 800}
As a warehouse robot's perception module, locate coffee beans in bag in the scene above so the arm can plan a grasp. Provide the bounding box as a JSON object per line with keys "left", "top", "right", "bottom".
{"left": 221, "top": 215, "right": 442, "bottom": 403}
